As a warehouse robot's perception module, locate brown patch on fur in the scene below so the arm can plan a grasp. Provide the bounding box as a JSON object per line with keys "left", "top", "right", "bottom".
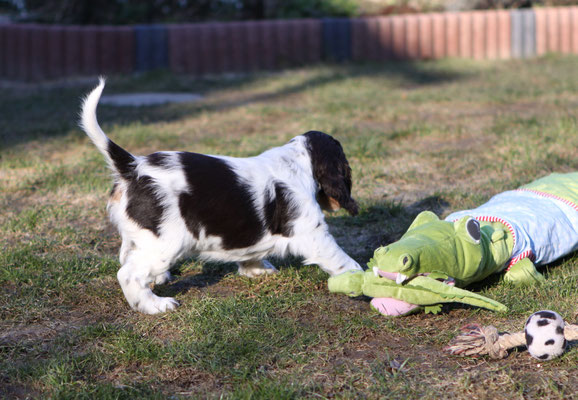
{"left": 317, "top": 192, "right": 341, "bottom": 212}
{"left": 109, "top": 184, "right": 123, "bottom": 204}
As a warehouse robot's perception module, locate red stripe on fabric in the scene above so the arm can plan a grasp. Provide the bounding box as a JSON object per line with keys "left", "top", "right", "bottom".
{"left": 474, "top": 215, "right": 517, "bottom": 245}
{"left": 516, "top": 188, "right": 578, "bottom": 212}
{"left": 505, "top": 249, "right": 534, "bottom": 271}
{"left": 451, "top": 215, "right": 526, "bottom": 272}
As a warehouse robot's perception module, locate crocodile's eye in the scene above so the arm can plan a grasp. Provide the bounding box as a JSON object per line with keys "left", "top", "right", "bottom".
{"left": 466, "top": 218, "right": 481, "bottom": 243}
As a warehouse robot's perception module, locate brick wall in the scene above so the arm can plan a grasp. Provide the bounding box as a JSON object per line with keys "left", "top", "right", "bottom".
{"left": 0, "top": 6, "right": 577, "bottom": 81}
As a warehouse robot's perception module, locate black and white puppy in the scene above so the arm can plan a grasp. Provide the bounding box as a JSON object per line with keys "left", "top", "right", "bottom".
{"left": 80, "top": 79, "right": 361, "bottom": 314}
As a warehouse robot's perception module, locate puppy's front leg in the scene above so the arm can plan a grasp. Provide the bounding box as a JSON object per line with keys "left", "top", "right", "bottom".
{"left": 116, "top": 253, "right": 179, "bottom": 314}
{"left": 293, "top": 231, "right": 362, "bottom": 276}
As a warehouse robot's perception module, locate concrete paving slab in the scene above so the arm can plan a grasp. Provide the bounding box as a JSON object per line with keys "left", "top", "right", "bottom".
{"left": 100, "top": 93, "right": 202, "bottom": 106}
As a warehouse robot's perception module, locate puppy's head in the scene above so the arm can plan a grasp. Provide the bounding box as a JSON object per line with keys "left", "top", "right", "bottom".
{"left": 303, "top": 131, "right": 358, "bottom": 216}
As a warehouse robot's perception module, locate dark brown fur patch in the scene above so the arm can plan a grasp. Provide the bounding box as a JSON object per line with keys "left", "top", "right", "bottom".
{"left": 303, "top": 131, "right": 358, "bottom": 216}
{"left": 178, "top": 152, "right": 264, "bottom": 249}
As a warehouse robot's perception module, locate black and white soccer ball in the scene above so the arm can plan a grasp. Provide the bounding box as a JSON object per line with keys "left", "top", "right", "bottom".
{"left": 524, "top": 310, "right": 567, "bottom": 361}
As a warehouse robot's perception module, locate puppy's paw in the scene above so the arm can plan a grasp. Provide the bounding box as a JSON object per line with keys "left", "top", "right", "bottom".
{"left": 154, "top": 271, "right": 173, "bottom": 285}
{"left": 238, "top": 260, "right": 279, "bottom": 278}
{"left": 136, "top": 295, "right": 179, "bottom": 315}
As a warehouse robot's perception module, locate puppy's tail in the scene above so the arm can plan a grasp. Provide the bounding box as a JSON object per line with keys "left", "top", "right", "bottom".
{"left": 80, "top": 77, "right": 135, "bottom": 179}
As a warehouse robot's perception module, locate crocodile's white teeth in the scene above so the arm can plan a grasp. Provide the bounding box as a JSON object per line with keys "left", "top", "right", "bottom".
{"left": 396, "top": 273, "right": 408, "bottom": 284}
{"left": 373, "top": 267, "right": 379, "bottom": 277}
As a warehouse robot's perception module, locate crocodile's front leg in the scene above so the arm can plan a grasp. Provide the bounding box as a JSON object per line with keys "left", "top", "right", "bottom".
{"left": 503, "top": 258, "right": 545, "bottom": 285}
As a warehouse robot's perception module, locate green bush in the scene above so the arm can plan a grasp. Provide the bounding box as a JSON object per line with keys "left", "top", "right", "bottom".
{"left": 18, "top": 0, "right": 360, "bottom": 25}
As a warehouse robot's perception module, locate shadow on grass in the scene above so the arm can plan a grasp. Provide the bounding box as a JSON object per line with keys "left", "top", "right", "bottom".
{"left": 327, "top": 195, "right": 451, "bottom": 262}
{"left": 0, "top": 61, "right": 467, "bottom": 150}
{"left": 156, "top": 261, "right": 238, "bottom": 297}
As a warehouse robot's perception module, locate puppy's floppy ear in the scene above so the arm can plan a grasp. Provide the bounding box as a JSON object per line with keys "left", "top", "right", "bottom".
{"left": 303, "top": 131, "right": 359, "bottom": 216}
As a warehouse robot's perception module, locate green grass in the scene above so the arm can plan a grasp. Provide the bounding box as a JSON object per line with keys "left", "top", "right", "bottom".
{"left": 1, "top": 56, "right": 577, "bottom": 399}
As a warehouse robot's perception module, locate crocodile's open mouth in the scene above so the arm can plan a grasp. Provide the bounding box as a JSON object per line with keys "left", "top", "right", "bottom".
{"left": 372, "top": 267, "right": 455, "bottom": 286}
{"left": 372, "top": 267, "right": 409, "bottom": 284}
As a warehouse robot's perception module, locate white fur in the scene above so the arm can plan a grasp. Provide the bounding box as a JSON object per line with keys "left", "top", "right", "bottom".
{"left": 81, "top": 80, "right": 362, "bottom": 314}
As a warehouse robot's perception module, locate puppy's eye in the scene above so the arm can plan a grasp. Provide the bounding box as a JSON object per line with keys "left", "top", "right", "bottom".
{"left": 466, "top": 218, "right": 481, "bottom": 243}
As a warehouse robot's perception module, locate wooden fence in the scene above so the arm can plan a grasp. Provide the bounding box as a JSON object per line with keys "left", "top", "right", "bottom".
{"left": 0, "top": 6, "right": 577, "bottom": 81}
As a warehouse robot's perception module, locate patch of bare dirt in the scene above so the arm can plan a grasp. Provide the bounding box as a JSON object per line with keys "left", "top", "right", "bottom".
{"left": 0, "top": 311, "right": 103, "bottom": 348}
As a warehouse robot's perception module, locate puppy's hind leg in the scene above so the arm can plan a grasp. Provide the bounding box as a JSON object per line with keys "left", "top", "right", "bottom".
{"left": 154, "top": 270, "right": 174, "bottom": 285}
{"left": 237, "top": 260, "right": 279, "bottom": 278}
{"left": 117, "top": 251, "right": 179, "bottom": 314}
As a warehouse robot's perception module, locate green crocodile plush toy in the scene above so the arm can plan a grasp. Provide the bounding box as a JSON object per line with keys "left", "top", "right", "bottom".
{"left": 329, "top": 172, "right": 578, "bottom": 316}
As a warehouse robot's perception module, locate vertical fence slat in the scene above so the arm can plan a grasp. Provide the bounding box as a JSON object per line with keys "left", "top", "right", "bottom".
{"left": 260, "top": 21, "right": 276, "bottom": 69}
{"left": 288, "top": 20, "right": 303, "bottom": 66}
{"left": 184, "top": 25, "right": 202, "bottom": 76}
{"left": 559, "top": 8, "right": 571, "bottom": 53}
{"left": 535, "top": 8, "right": 547, "bottom": 56}
{"left": 99, "top": 26, "right": 117, "bottom": 74}
{"left": 496, "top": 10, "right": 510, "bottom": 59}
{"left": 371, "top": 17, "right": 383, "bottom": 61}
{"left": 245, "top": 22, "right": 259, "bottom": 72}
{"left": 5, "top": 25, "right": 17, "bottom": 79}
{"left": 81, "top": 26, "right": 98, "bottom": 76}
{"left": 309, "top": 20, "right": 322, "bottom": 64}
{"left": 405, "top": 15, "right": 419, "bottom": 59}
{"left": 0, "top": 24, "right": 6, "bottom": 78}
{"left": 418, "top": 14, "right": 432, "bottom": 59}
{"left": 227, "top": 22, "right": 246, "bottom": 72}
{"left": 64, "top": 26, "right": 82, "bottom": 77}
{"left": 153, "top": 25, "right": 168, "bottom": 71}
{"left": 276, "top": 20, "right": 290, "bottom": 68}
{"left": 0, "top": 25, "right": 4, "bottom": 78}
{"left": 431, "top": 13, "right": 445, "bottom": 59}
{"left": 351, "top": 18, "right": 367, "bottom": 62}
{"left": 168, "top": 25, "right": 185, "bottom": 74}
{"left": 216, "top": 22, "right": 230, "bottom": 73}
{"left": 29, "top": 24, "right": 47, "bottom": 80}
{"left": 511, "top": 9, "right": 523, "bottom": 58}
{"left": 119, "top": 26, "right": 134, "bottom": 74}
{"left": 391, "top": 15, "right": 405, "bottom": 60}
{"left": 48, "top": 26, "right": 65, "bottom": 79}
{"left": 547, "top": 8, "right": 560, "bottom": 52}
{"left": 290, "top": 19, "right": 311, "bottom": 66}
{"left": 15, "top": 25, "right": 30, "bottom": 80}
{"left": 472, "top": 11, "right": 486, "bottom": 59}
{"left": 377, "top": 17, "right": 393, "bottom": 61}
{"left": 572, "top": 6, "right": 578, "bottom": 54}
{"left": 445, "top": 13, "right": 459, "bottom": 58}
{"left": 485, "top": 11, "right": 498, "bottom": 59}
{"left": 458, "top": 12, "right": 472, "bottom": 58}
{"left": 197, "top": 24, "right": 214, "bottom": 75}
